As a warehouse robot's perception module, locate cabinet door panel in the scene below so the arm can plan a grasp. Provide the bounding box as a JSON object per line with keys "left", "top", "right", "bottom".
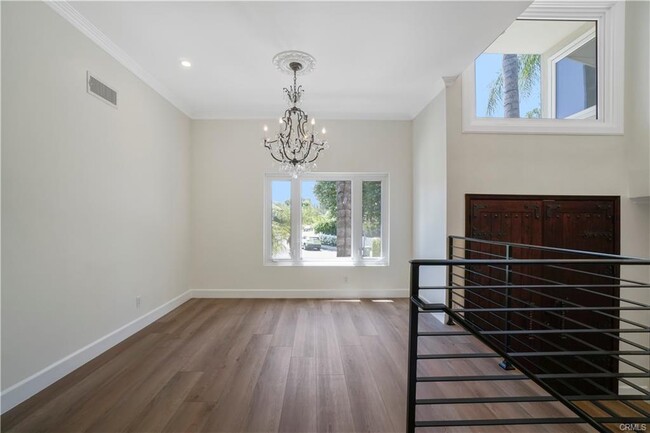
{"left": 465, "top": 195, "right": 620, "bottom": 394}
{"left": 466, "top": 199, "right": 543, "bottom": 353}
{"left": 541, "top": 199, "right": 619, "bottom": 394}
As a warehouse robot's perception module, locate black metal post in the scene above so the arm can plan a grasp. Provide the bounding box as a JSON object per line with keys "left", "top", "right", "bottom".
{"left": 406, "top": 264, "right": 420, "bottom": 433}
{"left": 499, "top": 244, "right": 515, "bottom": 370}
{"left": 446, "top": 236, "right": 455, "bottom": 325}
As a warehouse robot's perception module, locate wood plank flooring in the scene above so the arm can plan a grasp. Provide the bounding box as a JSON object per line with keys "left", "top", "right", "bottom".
{"left": 2, "top": 299, "right": 599, "bottom": 433}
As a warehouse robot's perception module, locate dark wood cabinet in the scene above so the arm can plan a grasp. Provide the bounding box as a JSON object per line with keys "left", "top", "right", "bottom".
{"left": 465, "top": 194, "right": 620, "bottom": 394}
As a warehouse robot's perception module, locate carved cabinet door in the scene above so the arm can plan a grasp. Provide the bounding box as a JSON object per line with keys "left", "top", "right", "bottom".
{"left": 465, "top": 195, "right": 620, "bottom": 394}
{"left": 541, "top": 199, "right": 619, "bottom": 394}
{"left": 465, "top": 198, "right": 544, "bottom": 352}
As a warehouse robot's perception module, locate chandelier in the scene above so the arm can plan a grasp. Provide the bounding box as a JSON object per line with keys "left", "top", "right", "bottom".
{"left": 262, "top": 51, "right": 328, "bottom": 178}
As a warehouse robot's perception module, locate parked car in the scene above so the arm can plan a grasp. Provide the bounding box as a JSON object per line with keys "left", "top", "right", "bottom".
{"left": 302, "top": 236, "right": 322, "bottom": 251}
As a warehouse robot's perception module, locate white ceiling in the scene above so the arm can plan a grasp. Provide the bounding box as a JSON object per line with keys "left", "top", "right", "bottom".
{"left": 67, "top": 1, "right": 531, "bottom": 120}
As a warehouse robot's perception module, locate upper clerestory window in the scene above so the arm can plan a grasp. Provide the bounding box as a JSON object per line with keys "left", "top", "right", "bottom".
{"left": 461, "top": 1, "right": 624, "bottom": 135}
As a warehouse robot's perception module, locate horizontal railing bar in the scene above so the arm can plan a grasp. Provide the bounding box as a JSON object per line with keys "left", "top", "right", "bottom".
{"left": 444, "top": 308, "right": 628, "bottom": 430}
{"left": 546, "top": 263, "right": 647, "bottom": 286}
{"left": 536, "top": 373, "right": 649, "bottom": 379}
{"left": 446, "top": 309, "right": 634, "bottom": 421}
{"left": 419, "top": 283, "right": 650, "bottom": 290}
{"left": 417, "top": 331, "right": 472, "bottom": 337}
{"left": 449, "top": 235, "right": 646, "bottom": 260}
{"left": 618, "top": 378, "right": 650, "bottom": 395}
{"left": 493, "top": 281, "right": 650, "bottom": 332}
{"left": 416, "top": 353, "right": 499, "bottom": 360}
{"left": 453, "top": 306, "right": 650, "bottom": 312}
{"left": 415, "top": 396, "right": 558, "bottom": 405}
{"left": 451, "top": 248, "right": 506, "bottom": 258}
{"left": 446, "top": 313, "right": 636, "bottom": 398}
{"left": 416, "top": 375, "right": 528, "bottom": 382}
{"left": 508, "top": 351, "right": 650, "bottom": 357}
{"left": 443, "top": 328, "right": 650, "bottom": 335}
{"left": 448, "top": 293, "right": 650, "bottom": 373}
{"left": 414, "top": 418, "right": 585, "bottom": 427}
{"left": 565, "top": 395, "right": 650, "bottom": 401}
{"left": 622, "top": 400, "right": 650, "bottom": 417}
{"left": 411, "top": 258, "right": 650, "bottom": 265}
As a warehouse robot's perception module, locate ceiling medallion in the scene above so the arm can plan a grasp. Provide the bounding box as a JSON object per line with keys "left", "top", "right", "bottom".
{"left": 272, "top": 50, "right": 316, "bottom": 76}
{"left": 262, "top": 51, "right": 328, "bottom": 178}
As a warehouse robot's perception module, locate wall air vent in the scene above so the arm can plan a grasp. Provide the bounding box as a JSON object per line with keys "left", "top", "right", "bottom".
{"left": 86, "top": 72, "right": 117, "bottom": 107}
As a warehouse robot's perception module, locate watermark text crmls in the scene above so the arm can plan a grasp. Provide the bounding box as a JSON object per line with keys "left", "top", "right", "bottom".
{"left": 619, "top": 423, "right": 647, "bottom": 432}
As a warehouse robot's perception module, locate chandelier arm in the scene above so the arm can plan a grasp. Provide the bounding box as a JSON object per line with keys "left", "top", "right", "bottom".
{"left": 306, "top": 145, "right": 325, "bottom": 163}
{"left": 269, "top": 150, "right": 285, "bottom": 163}
{"left": 308, "top": 139, "right": 327, "bottom": 161}
{"left": 264, "top": 138, "right": 287, "bottom": 163}
{"left": 282, "top": 111, "right": 296, "bottom": 161}
{"left": 293, "top": 108, "right": 310, "bottom": 156}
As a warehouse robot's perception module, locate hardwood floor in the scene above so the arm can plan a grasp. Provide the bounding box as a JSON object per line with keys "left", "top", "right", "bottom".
{"left": 2, "top": 299, "right": 598, "bottom": 433}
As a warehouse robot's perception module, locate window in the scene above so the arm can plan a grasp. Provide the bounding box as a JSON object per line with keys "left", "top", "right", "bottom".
{"left": 264, "top": 173, "right": 389, "bottom": 266}
{"left": 462, "top": 1, "right": 624, "bottom": 134}
{"left": 551, "top": 33, "right": 597, "bottom": 119}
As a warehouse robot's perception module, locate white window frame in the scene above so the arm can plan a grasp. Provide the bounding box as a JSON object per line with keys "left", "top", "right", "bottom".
{"left": 461, "top": 1, "right": 624, "bottom": 135}
{"left": 263, "top": 172, "right": 390, "bottom": 267}
{"left": 547, "top": 26, "right": 597, "bottom": 120}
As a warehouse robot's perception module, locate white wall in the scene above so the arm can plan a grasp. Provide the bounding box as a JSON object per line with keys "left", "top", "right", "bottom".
{"left": 1, "top": 1, "right": 191, "bottom": 397}
{"left": 412, "top": 90, "right": 447, "bottom": 303}
{"left": 191, "top": 120, "right": 411, "bottom": 296}
{"left": 625, "top": 1, "right": 650, "bottom": 201}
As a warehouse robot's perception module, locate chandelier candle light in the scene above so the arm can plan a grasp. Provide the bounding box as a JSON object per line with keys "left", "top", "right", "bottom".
{"left": 262, "top": 51, "right": 328, "bottom": 178}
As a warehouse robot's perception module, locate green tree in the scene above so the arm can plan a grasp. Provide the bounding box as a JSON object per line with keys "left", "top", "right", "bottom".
{"left": 362, "top": 181, "right": 381, "bottom": 237}
{"left": 313, "top": 181, "right": 337, "bottom": 215}
{"left": 301, "top": 199, "right": 323, "bottom": 227}
{"left": 271, "top": 200, "right": 291, "bottom": 255}
{"left": 487, "top": 54, "right": 541, "bottom": 118}
{"left": 335, "top": 181, "right": 352, "bottom": 257}
{"left": 313, "top": 180, "right": 382, "bottom": 256}
{"left": 313, "top": 180, "right": 351, "bottom": 256}
{"left": 314, "top": 219, "right": 336, "bottom": 236}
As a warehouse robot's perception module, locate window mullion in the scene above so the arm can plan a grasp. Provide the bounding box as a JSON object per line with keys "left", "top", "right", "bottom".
{"left": 290, "top": 177, "right": 302, "bottom": 262}
{"left": 351, "top": 177, "right": 363, "bottom": 262}
{"left": 381, "top": 178, "right": 389, "bottom": 262}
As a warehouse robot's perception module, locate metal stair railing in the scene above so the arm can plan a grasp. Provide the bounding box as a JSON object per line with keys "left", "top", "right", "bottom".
{"left": 406, "top": 236, "right": 650, "bottom": 433}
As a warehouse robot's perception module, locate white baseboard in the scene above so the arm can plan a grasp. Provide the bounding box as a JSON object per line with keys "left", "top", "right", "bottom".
{"left": 0, "top": 290, "right": 192, "bottom": 414}
{"left": 191, "top": 288, "right": 409, "bottom": 299}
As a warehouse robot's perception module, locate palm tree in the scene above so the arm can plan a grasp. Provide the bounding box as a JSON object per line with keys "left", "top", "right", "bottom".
{"left": 487, "top": 54, "right": 541, "bottom": 118}
{"left": 335, "top": 181, "right": 352, "bottom": 257}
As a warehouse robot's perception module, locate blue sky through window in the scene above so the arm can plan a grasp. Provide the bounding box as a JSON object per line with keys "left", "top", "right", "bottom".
{"left": 272, "top": 180, "right": 320, "bottom": 205}
{"left": 271, "top": 180, "right": 290, "bottom": 203}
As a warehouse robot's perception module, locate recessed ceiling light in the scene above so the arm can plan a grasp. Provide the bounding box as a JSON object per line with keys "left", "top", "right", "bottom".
{"left": 180, "top": 60, "right": 192, "bottom": 68}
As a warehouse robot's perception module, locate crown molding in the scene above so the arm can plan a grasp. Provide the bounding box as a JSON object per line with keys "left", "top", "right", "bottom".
{"left": 442, "top": 75, "right": 459, "bottom": 88}
{"left": 45, "top": 1, "right": 193, "bottom": 118}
